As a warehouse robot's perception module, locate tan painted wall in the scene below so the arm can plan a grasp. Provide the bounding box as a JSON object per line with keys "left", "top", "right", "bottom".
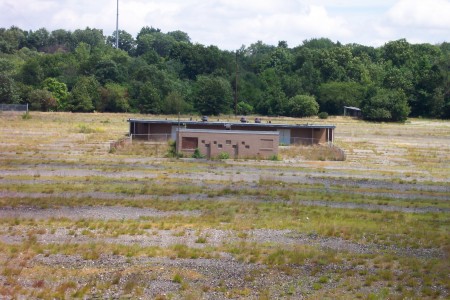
{"left": 313, "top": 128, "right": 326, "bottom": 143}
{"left": 176, "top": 130, "right": 279, "bottom": 159}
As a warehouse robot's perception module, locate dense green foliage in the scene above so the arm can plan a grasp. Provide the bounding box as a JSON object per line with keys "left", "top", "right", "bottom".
{"left": 1, "top": 26, "right": 449, "bottom": 120}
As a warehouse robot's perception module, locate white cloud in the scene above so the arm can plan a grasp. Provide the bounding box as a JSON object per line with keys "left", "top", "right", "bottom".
{"left": 126, "top": 1, "right": 352, "bottom": 49}
{"left": 387, "top": 0, "right": 450, "bottom": 29}
{"left": 0, "top": 0, "right": 447, "bottom": 49}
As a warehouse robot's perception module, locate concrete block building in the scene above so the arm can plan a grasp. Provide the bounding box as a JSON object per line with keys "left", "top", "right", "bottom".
{"left": 176, "top": 129, "right": 279, "bottom": 159}
{"left": 128, "top": 119, "right": 335, "bottom": 146}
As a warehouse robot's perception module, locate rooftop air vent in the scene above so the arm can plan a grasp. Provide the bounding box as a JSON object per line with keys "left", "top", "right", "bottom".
{"left": 254, "top": 117, "right": 261, "bottom": 123}
{"left": 240, "top": 117, "right": 248, "bottom": 123}
{"left": 201, "top": 116, "right": 208, "bottom": 122}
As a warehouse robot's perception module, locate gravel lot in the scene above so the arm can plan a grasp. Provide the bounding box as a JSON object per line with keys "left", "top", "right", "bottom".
{"left": 0, "top": 113, "right": 448, "bottom": 299}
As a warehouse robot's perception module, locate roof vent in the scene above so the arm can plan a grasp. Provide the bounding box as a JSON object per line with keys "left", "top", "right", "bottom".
{"left": 201, "top": 116, "right": 208, "bottom": 122}
{"left": 240, "top": 117, "right": 248, "bottom": 123}
{"left": 254, "top": 117, "right": 261, "bottom": 123}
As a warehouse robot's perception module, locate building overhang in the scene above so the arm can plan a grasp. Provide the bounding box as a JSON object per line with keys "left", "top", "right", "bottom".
{"left": 127, "top": 119, "right": 336, "bottom": 130}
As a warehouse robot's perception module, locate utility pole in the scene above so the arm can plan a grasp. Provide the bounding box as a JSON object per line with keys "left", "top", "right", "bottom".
{"left": 115, "top": 0, "right": 119, "bottom": 49}
{"left": 234, "top": 50, "right": 238, "bottom": 116}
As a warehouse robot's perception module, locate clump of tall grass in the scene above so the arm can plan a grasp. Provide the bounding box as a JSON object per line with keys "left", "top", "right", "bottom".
{"left": 77, "top": 123, "right": 104, "bottom": 134}
{"left": 22, "top": 111, "right": 32, "bottom": 120}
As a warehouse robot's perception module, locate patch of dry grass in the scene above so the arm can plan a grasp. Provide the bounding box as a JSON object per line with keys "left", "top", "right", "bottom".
{"left": 0, "top": 112, "right": 449, "bottom": 299}
{"left": 280, "top": 144, "right": 346, "bottom": 161}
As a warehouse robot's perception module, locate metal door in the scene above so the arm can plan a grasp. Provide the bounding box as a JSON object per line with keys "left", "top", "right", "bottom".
{"left": 278, "top": 129, "right": 290, "bottom": 145}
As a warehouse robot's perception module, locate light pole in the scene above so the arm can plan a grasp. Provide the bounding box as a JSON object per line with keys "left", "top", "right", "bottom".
{"left": 115, "top": 0, "right": 119, "bottom": 49}
{"left": 234, "top": 50, "right": 238, "bottom": 116}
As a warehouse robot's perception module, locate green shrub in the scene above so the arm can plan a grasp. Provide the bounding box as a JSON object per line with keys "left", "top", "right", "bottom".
{"left": 166, "top": 140, "right": 181, "bottom": 158}
{"left": 192, "top": 148, "right": 204, "bottom": 159}
{"left": 361, "top": 88, "right": 410, "bottom": 122}
{"left": 318, "top": 112, "right": 328, "bottom": 119}
{"left": 287, "top": 95, "right": 319, "bottom": 117}
{"left": 269, "top": 154, "right": 281, "bottom": 161}
{"left": 217, "top": 152, "right": 230, "bottom": 159}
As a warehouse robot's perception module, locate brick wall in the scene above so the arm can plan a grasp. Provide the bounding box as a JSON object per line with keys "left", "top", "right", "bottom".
{"left": 176, "top": 129, "right": 279, "bottom": 159}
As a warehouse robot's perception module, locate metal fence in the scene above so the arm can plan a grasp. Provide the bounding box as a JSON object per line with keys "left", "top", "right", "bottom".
{"left": 0, "top": 104, "right": 28, "bottom": 112}
{"left": 289, "top": 137, "right": 323, "bottom": 145}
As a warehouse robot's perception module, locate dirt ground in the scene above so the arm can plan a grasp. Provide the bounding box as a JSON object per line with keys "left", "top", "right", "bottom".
{"left": 0, "top": 112, "right": 449, "bottom": 299}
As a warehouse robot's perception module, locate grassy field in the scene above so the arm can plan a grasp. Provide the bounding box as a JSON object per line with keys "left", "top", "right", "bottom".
{"left": 0, "top": 111, "right": 449, "bottom": 299}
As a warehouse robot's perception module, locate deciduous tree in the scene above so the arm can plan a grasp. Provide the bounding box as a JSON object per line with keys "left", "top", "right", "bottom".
{"left": 287, "top": 95, "right": 319, "bottom": 117}
{"left": 361, "top": 88, "right": 410, "bottom": 122}
{"left": 192, "top": 75, "right": 233, "bottom": 115}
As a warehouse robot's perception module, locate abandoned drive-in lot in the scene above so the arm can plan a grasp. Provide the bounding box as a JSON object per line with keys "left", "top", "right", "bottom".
{"left": 0, "top": 112, "right": 449, "bottom": 299}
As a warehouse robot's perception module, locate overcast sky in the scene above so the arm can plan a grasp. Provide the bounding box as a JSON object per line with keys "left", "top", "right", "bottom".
{"left": 1, "top": 0, "right": 449, "bottom": 50}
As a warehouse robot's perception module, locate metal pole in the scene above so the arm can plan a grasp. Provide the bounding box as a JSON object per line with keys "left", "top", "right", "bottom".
{"left": 234, "top": 51, "right": 238, "bottom": 116}
{"left": 115, "top": 0, "right": 119, "bottom": 49}
{"left": 177, "top": 112, "right": 181, "bottom": 156}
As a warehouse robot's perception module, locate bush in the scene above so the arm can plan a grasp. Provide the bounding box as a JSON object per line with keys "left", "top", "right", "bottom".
{"left": 28, "top": 89, "right": 57, "bottom": 111}
{"left": 318, "top": 112, "right": 328, "bottom": 119}
{"left": 287, "top": 95, "right": 319, "bottom": 117}
{"left": 192, "top": 148, "right": 204, "bottom": 159}
{"left": 166, "top": 140, "right": 181, "bottom": 158}
{"left": 361, "top": 88, "right": 410, "bottom": 122}
{"left": 236, "top": 101, "right": 253, "bottom": 115}
{"left": 269, "top": 154, "right": 281, "bottom": 161}
{"left": 217, "top": 152, "right": 230, "bottom": 159}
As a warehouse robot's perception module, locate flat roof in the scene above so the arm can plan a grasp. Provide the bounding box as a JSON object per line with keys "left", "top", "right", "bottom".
{"left": 344, "top": 106, "right": 361, "bottom": 111}
{"left": 177, "top": 128, "right": 279, "bottom": 135}
{"left": 128, "top": 119, "right": 336, "bottom": 129}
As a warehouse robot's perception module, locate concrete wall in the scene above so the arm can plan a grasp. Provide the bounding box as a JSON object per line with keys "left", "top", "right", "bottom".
{"left": 176, "top": 129, "right": 279, "bottom": 159}
{"left": 290, "top": 127, "right": 332, "bottom": 145}
{"left": 131, "top": 123, "right": 172, "bottom": 141}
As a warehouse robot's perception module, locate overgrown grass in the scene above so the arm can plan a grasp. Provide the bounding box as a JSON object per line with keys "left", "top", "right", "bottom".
{"left": 0, "top": 237, "right": 447, "bottom": 299}
{"left": 0, "top": 199, "right": 448, "bottom": 250}
{"left": 0, "top": 113, "right": 449, "bottom": 298}
{"left": 280, "top": 144, "right": 346, "bottom": 161}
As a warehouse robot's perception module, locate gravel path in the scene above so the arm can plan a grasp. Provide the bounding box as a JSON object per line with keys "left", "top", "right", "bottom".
{"left": 0, "top": 206, "right": 200, "bottom": 220}
{"left": 0, "top": 210, "right": 443, "bottom": 260}
{"left": 1, "top": 191, "right": 447, "bottom": 214}
{"left": 30, "top": 254, "right": 298, "bottom": 299}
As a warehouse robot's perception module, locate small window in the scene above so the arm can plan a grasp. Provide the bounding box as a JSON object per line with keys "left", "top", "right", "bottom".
{"left": 242, "top": 141, "right": 245, "bottom": 145}
{"left": 232, "top": 145, "right": 237, "bottom": 149}
{"left": 218, "top": 144, "right": 223, "bottom": 148}
{"left": 201, "top": 140, "right": 205, "bottom": 143}
{"left": 213, "top": 141, "right": 217, "bottom": 144}
{"left": 245, "top": 145, "right": 250, "bottom": 149}
{"left": 226, "top": 140, "right": 231, "bottom": 145}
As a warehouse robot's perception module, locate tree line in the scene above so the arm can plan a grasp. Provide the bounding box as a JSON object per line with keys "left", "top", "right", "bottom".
{"left": 1, "top": 26, "right": 449, "bottom": 121}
